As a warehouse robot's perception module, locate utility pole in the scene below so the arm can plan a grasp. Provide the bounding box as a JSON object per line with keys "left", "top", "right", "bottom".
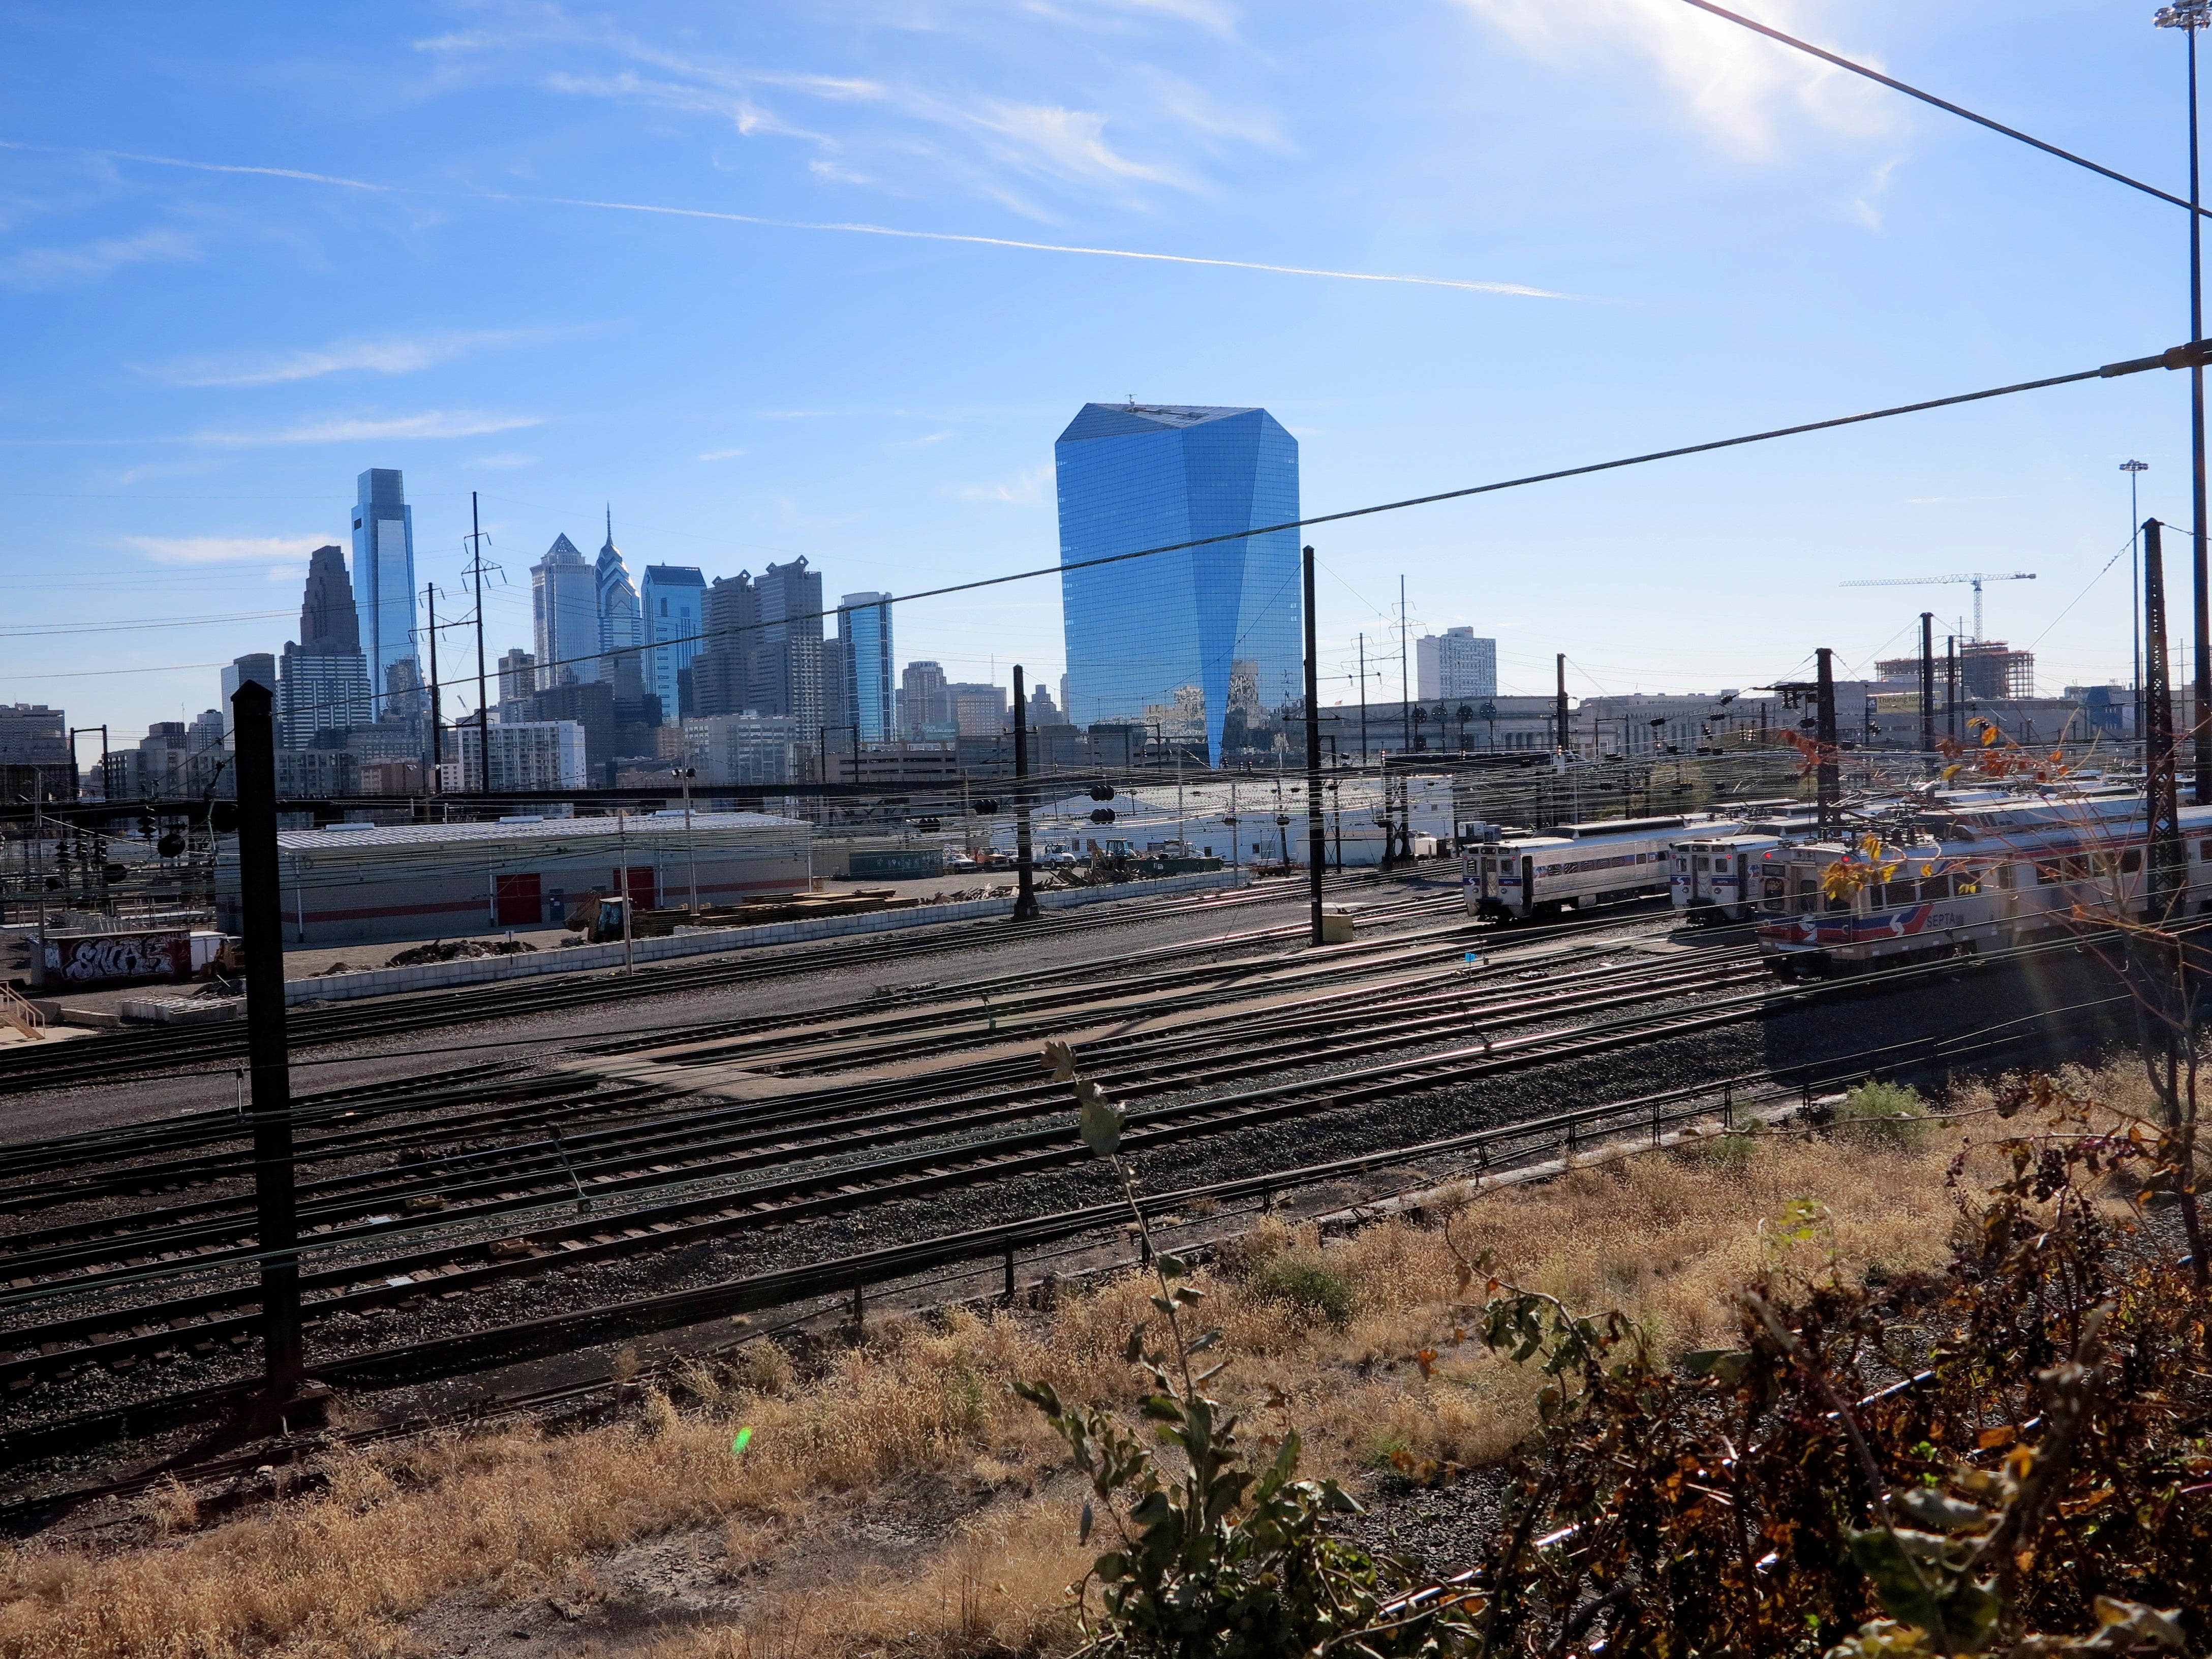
{"left": 1357, "top": 632, "right": 1369, "bottom": 763}
{"left": 230, "top": 682, "right": 301, "bottom": 1403}
{"left": 1011, "top": 665, "right": 1038, "bottom": 921}
{"left": 1946, "top": 636, "right": 1959, "bottom": 743}
{"left": 1399, "top": 576, "right": 1411, "bottom": 754}
{"left": 425, "top": 581, "right": 442, "bottom": 805}
{"left": 1919, "top": 611, "right": 1935, "bottom": 753}
{"left": 2126, "top": 459, "right": 2150, "bottom": 754}
{"left": 677, "top": 765, "right": 698, "bottom": 916}
{"left": 1303, "top": 546, "right": 1326, "bottom": 946}
{"left": 1554, "top": 655, "right": 1569, "bottom": 757}
{"left": 467, "top": 492, "right": 490, "bottom": 798}
{"left": 2146, "top": 519, "right": 2186, "bottom": 923}
{"left": 1815, "top": 648, "right": 1840, "bottom": 836}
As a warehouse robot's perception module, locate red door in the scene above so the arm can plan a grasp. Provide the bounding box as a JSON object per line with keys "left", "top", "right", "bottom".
{"left": 615, "top": 866, "right": 657, "bottom": 909}
{"left": 495, "top": 873, "right": 542, "bottom": 926}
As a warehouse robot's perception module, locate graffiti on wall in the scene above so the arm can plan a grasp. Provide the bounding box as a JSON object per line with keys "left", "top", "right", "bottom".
{"left": 42, "top": 932, "right": 192, "bottom": 986}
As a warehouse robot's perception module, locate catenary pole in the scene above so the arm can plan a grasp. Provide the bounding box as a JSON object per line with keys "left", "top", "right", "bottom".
{"left": 2127, "top": 459, "right": 2150, "bottom": 753}
{"left": 2192, "top": 23, "right": 2212, "bottom": 804}
{"left": 470, "top": 491, "right": 490, "bottom": 798}
{"left": 230, "top": 681, "right": 302, "bottom": 1398}
{"left": 1815, "top": 648, "right": 1839, "bottom": 836}
{"left": 1304, "top": 546, "right": 1326, "bottom": 945}
{"left": 425, "top": 581, "right": 442, "bottom": 805}
{"left": 1012, "top": 665, "right": 1037, "bottom": 921}
{"left": 2147, "top": 518, "right": 2185, "bottom": 923}
{"left": 1919, "top": 611, "right": 1934, "bottom": 752}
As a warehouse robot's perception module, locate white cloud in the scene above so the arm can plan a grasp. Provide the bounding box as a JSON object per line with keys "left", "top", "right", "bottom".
{"left": 137, "top": 328, "right": 563, "bottom": 387}
{"left": 122, "top": 533, "right": 329, "bottom": 565}
{"left": 698, "top": 446, "right": 749, "bottom": 460}
{"left": 192, "top": 410, "right": 542, "bottom": 447}
{"left": 0, "top": 227, "right": 200, "bottom": 287}
{"left": 892, "top": 431, "right": 953, "bottom": 448}
{"left": 958, "top": 465, "right": 1053, "bottom": 502}
{"left": 466, "top": 450, "right": 539, "bottom": 468}
{"left": 973, "top": 103, "right": 1200, "bottom": 192}
{"left": 1450, "top": 0, "right": 1899, "bottom": 160}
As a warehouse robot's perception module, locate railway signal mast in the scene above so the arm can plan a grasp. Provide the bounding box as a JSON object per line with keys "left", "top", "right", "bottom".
{"left": 1837, "top": 571, "right": 2036, "bottom": 642}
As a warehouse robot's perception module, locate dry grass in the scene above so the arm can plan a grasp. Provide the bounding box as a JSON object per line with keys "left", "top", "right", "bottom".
{"left": 0, "top": 1118, "right": 1978, "bottom": 1659}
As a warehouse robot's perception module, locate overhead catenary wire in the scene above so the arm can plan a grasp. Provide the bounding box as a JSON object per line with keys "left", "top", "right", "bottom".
{"left": 1679, "top": 0, "right": 2212, "bottom": 219}
{"left": 65, "top": 344, "right": 2172, "bottom": 695}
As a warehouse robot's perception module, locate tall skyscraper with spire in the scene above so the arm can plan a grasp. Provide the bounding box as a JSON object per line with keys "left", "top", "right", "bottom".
{"left": 595, "top": 510, "right": 652, "bottom": 724}
{"left": 349, "top": 469, "right": 422, "bottom": 718}
{"left": 279, "top": 544, "right": 374, "bottom": 747}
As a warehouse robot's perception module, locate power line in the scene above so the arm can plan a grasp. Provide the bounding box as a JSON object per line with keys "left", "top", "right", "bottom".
{"left": 1, "top": 344, "right": 2199, "bottom": 687}
{"left": 1680, "top": 0, "right": 2210, "bottom": 218}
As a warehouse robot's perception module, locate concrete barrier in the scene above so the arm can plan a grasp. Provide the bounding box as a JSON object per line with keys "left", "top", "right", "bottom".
{"left": 282, "top": 868, "right": 1255, "bottom": 1007}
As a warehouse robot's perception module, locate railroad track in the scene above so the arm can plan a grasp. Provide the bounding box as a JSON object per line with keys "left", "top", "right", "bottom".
{"left": 0, "top": 947, "right": 1769, "bottom": 1398}
{"left": 0, "top": 872, "right": 1448, "bottom": 1095}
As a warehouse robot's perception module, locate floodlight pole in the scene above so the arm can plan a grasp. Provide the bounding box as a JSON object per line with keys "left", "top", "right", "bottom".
{"left": 1303, "top": 546, "right": 1326, "bottom": 945}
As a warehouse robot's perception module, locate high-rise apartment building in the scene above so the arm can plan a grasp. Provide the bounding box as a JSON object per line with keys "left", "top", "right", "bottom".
{"left": 187, "top": 709, "right": 226, "bottom": 754}
{"left": 438, "top": 720, "right": 588, "bottom": 792}
{"left": 948, "top": 682, "right": 1007, "bottom": 736}
{"left": 836, "top": 593, "right": 894, "bottom": 743}
{"left": 683, "top": 713, "right": 804, "bottom": 787}
{"left": 350, "top": 469, "right": 422, "bottom": 718}
{"left": 532, "top": 535, "right": 599, "bottom": 690}
{"left": 639, "top": 565, "right": 706, "bottom": 717}
{"left": 1416, "top": 629, "right": 1497, "bottom": 702}
{"left": 1056, "top": 403, "right": 1300, "bottom": 762}
{"left": 278, "top": 546, "right": 374, "bottom": 747}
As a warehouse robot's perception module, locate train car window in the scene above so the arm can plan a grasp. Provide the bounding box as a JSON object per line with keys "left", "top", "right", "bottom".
{"left": 2035, "top": 863, "right": 2059, "bottom": 885}
{"left": 1924, "top": 875, "right": 1952, "bottom": 900}
{"left": 1694, "top": 856, "right": 1708, "bottom": 871}
{"left": 1996, "top": 864, "right": 2016, "bottom": 891}
{"left": 2122, "top": 848, "right": 2143, "bottom": 875}
{"left": 2200, "top": 840, "right": 2212, "bottom": 861}
{"left": 1763, "top": 877, "right": 1787, "bottom": 901}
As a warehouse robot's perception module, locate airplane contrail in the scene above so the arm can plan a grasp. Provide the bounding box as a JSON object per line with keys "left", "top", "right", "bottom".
{"left": 2, "top": 139, "right": 1565, "bottom": 298}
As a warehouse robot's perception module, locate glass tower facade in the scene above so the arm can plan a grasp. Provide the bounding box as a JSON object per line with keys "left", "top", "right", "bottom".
{"left": 1056, "top": 403, "right": 1300, "bottom": 763}
{"left": 639, "top": 565, "right": 706, "bottom": 717}
{"left": 838, "top": 592, "right": 895, "bottom": 743}
{"left": 349, "top": 469, "right": 420, "bottom": 717}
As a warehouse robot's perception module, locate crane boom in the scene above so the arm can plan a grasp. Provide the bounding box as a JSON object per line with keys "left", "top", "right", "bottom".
{"left": 1836, "top": 571, "right": 2035, "bottom": 639}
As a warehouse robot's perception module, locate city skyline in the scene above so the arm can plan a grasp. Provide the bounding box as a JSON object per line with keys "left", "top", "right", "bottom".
{"left": 7, "top": 5, "right": 2194, "bottom": 744}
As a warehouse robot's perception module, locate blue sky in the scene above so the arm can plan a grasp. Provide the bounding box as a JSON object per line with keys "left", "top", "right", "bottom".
{"left": 1, "top": 0, "right": 2202, "bottom": 744}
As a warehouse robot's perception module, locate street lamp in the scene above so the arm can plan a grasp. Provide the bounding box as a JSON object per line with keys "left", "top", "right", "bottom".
{"left": 2158, "top": 0, "right": 2211, "bottom": 801}
{"left": 2124, "top": 458, "right": 2150, "bottom": 751}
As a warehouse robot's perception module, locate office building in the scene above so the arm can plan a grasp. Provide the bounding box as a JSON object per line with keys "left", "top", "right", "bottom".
{"left": 1416, "top": 629, "right": 1498, "bottom": 701}
{"left": 751, "top": 558, "right": 823, "bottom": 727}
{"left": 496, "top": 649, "right": 537, "bottom": 710}
{"left": 683, "top": 712, "right": 806, "bottom": 787}
{"left": 640, "top": 564, "right": 706, "bottom": 718}
{"left": 899, "top": 661, "right": 949, "bottom": 736}
{"left": 222, "top": 653, "right": 278, "bottom": 740}
{"left": 513, "top": 679, "right": 617, "bottom": 778}
{"left": 596, "top": 514, "right": 652, "bottom": 723}
{"left": 1056, "top": 402, "right": 1300, "bottom": 763}
{"left": 187, "top": 709, "right": 226, "bottom": 754}
{"left": 1028, "top": 682, "right": 1059, "bottom": 725}
{"left": 688, "top": 572, "right": 760, "bottom": 720}
{"left": 350, "top": 469, "right": 422, "bottom": 718}
{"left": 948, "top": 682, "right": 1007, "bottom": 736}
{"left": 438, "top": 719, "right": 588, "bottom": 793}
{"left": 532, "top": 534, "right": 599, "bottom": 690}
{"left": 836, "top": 592, "right": 895, "bottom": 743}
{"left": 278, "top": 546, "right": 375, "bottom": 747}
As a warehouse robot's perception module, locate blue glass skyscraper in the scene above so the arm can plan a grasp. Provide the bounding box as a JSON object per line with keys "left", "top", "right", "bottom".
{"left": 1056, "top": 403, "right": 1300, "bottom": 763}
{"left": 350, "top": 469, "right": 420, "bottom": 716}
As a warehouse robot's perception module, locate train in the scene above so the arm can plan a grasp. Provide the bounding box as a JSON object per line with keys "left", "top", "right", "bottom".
{"left": 1750, "top": 790, "right": 2200, "bottom": 977}
{"left": 1464, "top": 814, "right": 1744, "bottom": 920}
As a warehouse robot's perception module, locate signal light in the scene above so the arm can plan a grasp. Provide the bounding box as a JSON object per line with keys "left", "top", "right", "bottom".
{"left": 157, "top": 832, "right": 185, "bottom": 858}
{"left": 973, "top": 798, "right": 999, "bottom": 814}
{"left": 208, "top": 802, "right": 240, "bottom": 834}
{"left": 1091, "top": 808, "right": 1116, "bottom": 824}
{"left": 1089, "top": 784, "right": 1115, "bottom": 802}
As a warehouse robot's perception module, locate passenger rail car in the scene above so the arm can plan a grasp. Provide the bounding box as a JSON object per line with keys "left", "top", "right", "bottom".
{"left": 1753, "top": 794, "right": 2212, "bottom": 976}
{"left": 1465, "top": 815, "right": 1741, "bottom": 920}
{"left": 1670, "top": 805, "right": 1826, "bottom": 925}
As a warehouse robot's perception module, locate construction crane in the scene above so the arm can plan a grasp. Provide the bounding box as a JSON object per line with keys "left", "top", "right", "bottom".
{"left": 1837, "top": 572, "right": 2036, "bottom": 641}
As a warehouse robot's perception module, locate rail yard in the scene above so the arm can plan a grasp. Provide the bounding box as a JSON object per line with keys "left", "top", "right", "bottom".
{"left": 0, "top": 806, "right": 2157, "bottom": 1532}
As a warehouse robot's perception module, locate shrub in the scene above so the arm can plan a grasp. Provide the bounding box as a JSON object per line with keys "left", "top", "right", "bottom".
{"left": 1246, "top": 1253, "right": 1357, "bottom": 1325}
{"left": 1834, "top": 1079, "right": 1932, "bottom": 1148}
